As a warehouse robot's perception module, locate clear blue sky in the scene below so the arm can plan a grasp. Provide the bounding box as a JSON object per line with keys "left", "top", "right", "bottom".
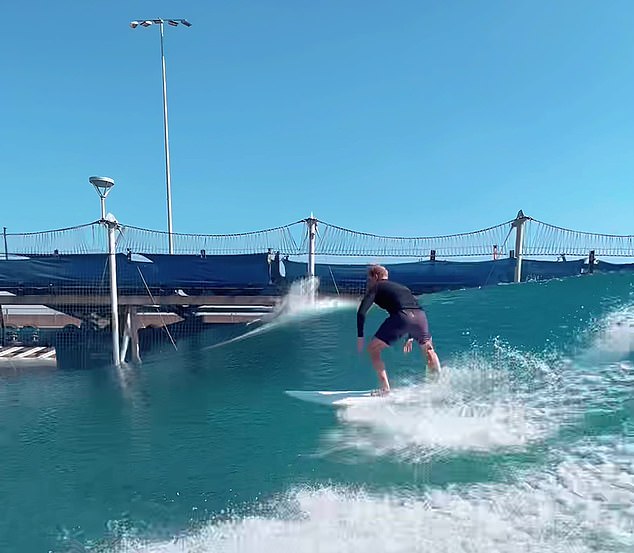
{"left": 1, "top": 0, "right": 633, "bottom": 237}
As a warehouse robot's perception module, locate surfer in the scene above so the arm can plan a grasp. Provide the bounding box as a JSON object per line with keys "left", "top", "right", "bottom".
{"left": 356, "top": 264, "right": 440, "bottom": 393}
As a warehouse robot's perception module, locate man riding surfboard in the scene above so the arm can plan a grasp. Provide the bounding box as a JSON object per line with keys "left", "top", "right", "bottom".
{"left": 356, "top": 264, "right": 441, "bottom": 393}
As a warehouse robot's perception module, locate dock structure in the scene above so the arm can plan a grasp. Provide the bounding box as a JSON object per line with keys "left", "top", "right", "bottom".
{"left": 1, "top": 294, "right": 279, "bottom": 367}
{"left": 0, "top": 297, "right": 274, "bottom": 329}
{"left": 2, "top": 210, "right": 634, "bottom": 368}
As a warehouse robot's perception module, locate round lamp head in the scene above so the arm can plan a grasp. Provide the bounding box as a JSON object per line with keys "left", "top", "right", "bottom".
{"left": 89, "top": 176, "right": 115, "bottom": 198}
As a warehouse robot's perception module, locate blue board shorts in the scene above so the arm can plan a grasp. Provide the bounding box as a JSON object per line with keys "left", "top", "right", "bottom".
{"left": 375, "top": 309, "right": 432, "bottom": 346}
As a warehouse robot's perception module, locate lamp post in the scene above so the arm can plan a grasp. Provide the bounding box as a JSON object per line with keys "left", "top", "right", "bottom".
{"left": 90, "top": 176, "right": 121, "bottom": 367}
{"left": 130, "top": 18, "right": 192, "bottom": 254}
{"left": 89, "top": 175, "right": 115, "bottom": 220}
{"left": 512, "top": 210, "right": 529, "bottom": 283}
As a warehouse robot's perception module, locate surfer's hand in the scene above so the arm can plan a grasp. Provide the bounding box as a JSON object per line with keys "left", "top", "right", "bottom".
{"left": 357, "top": 338, "right": 364, "bottom": 353}
{"left": 403, "top": 338, "right": 414, "bottom": 354}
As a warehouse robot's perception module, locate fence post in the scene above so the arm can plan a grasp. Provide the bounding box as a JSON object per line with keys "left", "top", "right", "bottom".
{"left": 511, "top": 210, "right": 529, "bottom": 283}
{"left": 3, "top": 227, "right": 7, "bottom": 260}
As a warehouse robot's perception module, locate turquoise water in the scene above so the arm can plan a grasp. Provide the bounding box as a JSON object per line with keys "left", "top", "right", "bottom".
{"left": 1, "top": 273, "right": 634, "bottom": 552}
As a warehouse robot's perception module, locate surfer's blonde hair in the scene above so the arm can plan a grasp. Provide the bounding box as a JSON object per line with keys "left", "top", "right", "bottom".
{"left": 368, "top": 264, "right": 388, "bottom": 280}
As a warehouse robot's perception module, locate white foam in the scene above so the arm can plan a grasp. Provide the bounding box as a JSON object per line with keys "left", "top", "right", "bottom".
{"left": 547, "top": 306, "right": 634, "bottom": 415}
{"left": 325, "top": 341, "right": 566, "bottom": 457}
{"left": 204, "top": 277, "right": 356, "bottom": 350}
{"left": 323, "top": 370, "right": 558, "bottom": 461}
{"left": 267, "top": 276, "right": 357, "bottom": 321}
{"left": 584, "top": 305, "right": 634, "bottom": 362}
{"left": 317, "top": 323, "right": 634, "bottom": 462}
{"left": 119, "top": 446, "right": 634, "bottom": 553}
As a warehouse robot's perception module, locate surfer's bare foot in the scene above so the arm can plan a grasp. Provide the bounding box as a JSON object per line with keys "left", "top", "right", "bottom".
{"left": 426, "top": 369, "right": 440, "bottom": 383}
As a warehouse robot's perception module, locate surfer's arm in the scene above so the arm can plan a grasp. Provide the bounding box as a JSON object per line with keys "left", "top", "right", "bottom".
{"left": 356, "top": 291, "right": 376, "bottom": 338}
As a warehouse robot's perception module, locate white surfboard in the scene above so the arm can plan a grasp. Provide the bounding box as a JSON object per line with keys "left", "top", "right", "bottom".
{"left": 285, "top": 389, "right": 384, "bottom": 407}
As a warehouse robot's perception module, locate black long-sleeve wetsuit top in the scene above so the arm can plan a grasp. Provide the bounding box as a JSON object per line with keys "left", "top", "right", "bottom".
{"left": 357, "top": 279, "right": 421, "bottom": 337}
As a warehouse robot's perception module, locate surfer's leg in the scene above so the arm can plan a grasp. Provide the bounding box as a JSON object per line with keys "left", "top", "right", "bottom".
{"left": 367, "top": 338, "right": 390, "bottom": 392}
{"left": 420, "top": 339, "right": 441, "bottom": 372}
{"left": 371, "top": 314, "right": 407, "bottom": 392}
{"left": 407, "top": 310, "right": 441, "bottom": 372}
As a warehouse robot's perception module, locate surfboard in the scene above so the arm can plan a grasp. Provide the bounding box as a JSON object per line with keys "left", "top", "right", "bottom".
{"left": 285, "top": 389, "right": 385, "bottom": 407}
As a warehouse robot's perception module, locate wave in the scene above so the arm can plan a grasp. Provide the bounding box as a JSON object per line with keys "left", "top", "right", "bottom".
{"left": 116, "top": 435, "right": 634, "bottom": 553}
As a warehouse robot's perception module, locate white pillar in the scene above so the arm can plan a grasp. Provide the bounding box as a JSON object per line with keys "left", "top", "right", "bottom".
{"left": 306, "top": 215, "right": 318, "bottom": 302}
{"left": 307, "top": 215, "right": 317, "bottom": 279}
{"left": 512, "top": 210, "right": 529, "bottom": 283}
{"left": 120, "top": 311, "right": 130, "bottom": 364}
{"left": 120, "top": 306, "right": 141, "bottom": 364}
{"left": 129, "top": 307, "right": 141, "bottom": 364}
{"left": 105, "top": 214, "right": 121, "bottom": 367}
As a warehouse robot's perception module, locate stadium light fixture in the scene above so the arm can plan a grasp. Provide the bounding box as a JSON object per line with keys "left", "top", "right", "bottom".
{"left": 130, "top": 17, "right": 192, "bottom": 254}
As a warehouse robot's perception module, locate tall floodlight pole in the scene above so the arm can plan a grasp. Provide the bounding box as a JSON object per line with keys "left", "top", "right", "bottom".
{"left": 90, "top": 176, "right": 121, "bottom": 367}
{"left": 130, "top": 18, "right": 192, "bottom": 254}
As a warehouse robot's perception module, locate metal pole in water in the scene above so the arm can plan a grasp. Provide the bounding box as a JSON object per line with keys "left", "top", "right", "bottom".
{"left": 3, "top": 227, "right": 7, "bottom": 260}
{"left": 512, "top": 210, "right": 529, "bottom": 283}
{"left": 106, "top": 215, "right": 121, "bottom": 367}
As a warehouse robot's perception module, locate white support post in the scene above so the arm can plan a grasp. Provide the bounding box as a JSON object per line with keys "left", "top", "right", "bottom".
{"left": 130, "top": 306, "right": 141, "bottom": 364}
{"left": 307, "top": 214, "right": 317, "bottom": 303}
{"left": 105, "top": 214, "right": 121, "bottom": 367}
{"left": 307, "top": 214, "right": 317, "bottom": 279}
{"left": 120, "top": 306, "right": 141, "bottom": 365}
{"left": 120, "top": 309, "right": 130, "bottom": 364}
{"left": 512, "top": 210, "right": 529, "bottom": 283}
